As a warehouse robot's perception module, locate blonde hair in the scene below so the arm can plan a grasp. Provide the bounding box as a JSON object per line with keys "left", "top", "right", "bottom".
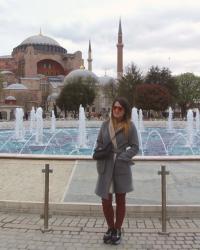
{"left": 111, "top": 117, "right": 131, "bottom": 137}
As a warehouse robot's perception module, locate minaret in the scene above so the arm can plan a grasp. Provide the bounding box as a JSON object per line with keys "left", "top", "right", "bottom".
{"left": 87, "top": 40, "right": 92, "bottom": 71}
{"left": 117, "top": 19, "right": 123, "bottom": 78}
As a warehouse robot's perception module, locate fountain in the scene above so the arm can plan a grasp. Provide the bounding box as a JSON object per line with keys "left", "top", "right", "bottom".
{"left": 0, "top": 106, "right": 200, "bottom": 156}
{"left": 131, "top": 107, "right": 139, "bottom": 131}
{"left": 196, "top": 108, "right": 200, "bottom": 132}
{"left": 51, "top": 110, "right": 56, "bottom": 133}
{"left": 186, "top": 109, "right": 194, "bottom": 146}
{"left": 30, "top": 107, "right": 36, "bottom": 133}
{"left": 35, "top": 107, "right": 43, "bottom": 144}
{"left": 15, "top": 108, "right": 25, "bottom": 140}
{"left": 139, "top": 109, "right": 144, "bottom": 132}
{"left": 132, "top": 107, "right": 144, "bottom": 152}
{"left": 78, "top": 105, "right": 87, "bottom": 148}
{"left": 144, "top": 130, "right": 168, "bottom": 155}
{"left": 167, "top": 107, "right": 173, "bottom": 132}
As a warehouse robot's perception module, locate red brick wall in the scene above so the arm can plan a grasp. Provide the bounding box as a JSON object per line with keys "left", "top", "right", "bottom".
{"left": 37, "top": 59, "right": 65, "bottom": 76}
{"left": 0, "top": 58, "right": 17, "bottom": 73}
{"left": 5, "top": 99, "right": 16, "bottom": 105}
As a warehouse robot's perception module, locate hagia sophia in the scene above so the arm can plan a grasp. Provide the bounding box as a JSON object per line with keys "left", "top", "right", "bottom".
{"left": 0, "top": 20, "right": 124, "bottom": 120}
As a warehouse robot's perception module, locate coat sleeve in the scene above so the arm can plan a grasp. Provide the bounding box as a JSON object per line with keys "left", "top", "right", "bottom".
{"left": 95, "top": 122, "right": 104, "bottom": 147}
{"left": 117, "top": 122, "right": 139, "bottom": 161}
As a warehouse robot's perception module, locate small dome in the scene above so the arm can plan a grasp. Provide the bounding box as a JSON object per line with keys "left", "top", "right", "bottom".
{"left": 5, "top": 83, "right": 28, "bottom": 90}
{"left": 47, "top": 93, "right": 59, "bottom": 101}
{"left": 0, "top": 70, "right": 14, "bottom": 75}
{"left": 5, "top": 96, "right": 16, "bottom": 100}
{"left": 64, "top": 69, "right": 98, "bottom": 84}
{"left": 20, "top": 34, "right": 60, "bottom": 46}
{"left": 98, "top": 75, "right": 116, "bottom": 85}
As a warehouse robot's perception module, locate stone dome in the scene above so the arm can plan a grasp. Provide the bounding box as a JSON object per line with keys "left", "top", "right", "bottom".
{"left": 20, "top": 34, "right": 60, "bottom": 46}
{"left": 64, "top": 68, "right": 98, "bottom": 84}
{"left": 5, "top": 83, "right": 28, "bottom": 90}
{"left": 98, "top": 75, "right": 116, "bottom": 85}
{"left": 0, "top": 70, "right": 14, "bottom": 75}
{"left": 5, "top": 96, "right": 16, "bottom": 100}
{"left": 13, "top": 33, "right": 67, "bottom": 55}
{"left": 47, "top": 92, "right": 59, "bottom": 102}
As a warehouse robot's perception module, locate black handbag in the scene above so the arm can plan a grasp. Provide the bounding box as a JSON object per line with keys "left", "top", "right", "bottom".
{"left": 93, "top": 127, "right": 121, "bottom": 160}
{"left": 92, "top": 141, "right": 113, "bottom": 160}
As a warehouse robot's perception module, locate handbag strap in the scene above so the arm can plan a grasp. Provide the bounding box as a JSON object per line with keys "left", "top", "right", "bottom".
{"left": 108, "top": 120, "right": 120, "bottom": 150}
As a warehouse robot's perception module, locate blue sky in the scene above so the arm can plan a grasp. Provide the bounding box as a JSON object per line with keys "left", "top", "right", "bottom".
{"left": 1, "top": 0, "right": 200, "bottom": 77}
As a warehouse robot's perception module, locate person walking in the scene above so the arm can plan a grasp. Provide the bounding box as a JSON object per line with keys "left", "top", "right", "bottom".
{"left": 94, "top": 96, "right": 139, "bottom": 245}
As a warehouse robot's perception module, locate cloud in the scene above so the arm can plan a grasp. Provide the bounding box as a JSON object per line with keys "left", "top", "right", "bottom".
{"left": 124, "top": 5, "right": 200, "bottom": 51}
{"left": 1, "top": 0, "right": 200, "bottom": 77}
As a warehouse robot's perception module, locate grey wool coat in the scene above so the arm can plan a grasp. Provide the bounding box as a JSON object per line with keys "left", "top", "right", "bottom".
{"left": 95, "top": 120, "right": 139, "bottom": 199}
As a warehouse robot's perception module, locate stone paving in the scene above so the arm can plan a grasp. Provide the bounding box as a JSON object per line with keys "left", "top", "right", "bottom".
{"left": 0, "top": 120, "right": 200, "bottom": 249}
{"left": 0, "top": 212, "right": 200, "bottom": 249}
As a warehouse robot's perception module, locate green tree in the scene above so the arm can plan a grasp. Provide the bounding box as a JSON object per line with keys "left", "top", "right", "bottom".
{"left": 56, "top": 77, "right": 96, "bottom": 113}
{"left": 145, "top": 66, "right": 177, "bottom": 105}
{"left": 117, "top": 63, "right": 143, "bottom": 107}
{"left": 135, "top": 84, "right": 171, "bottom": 111}
{"left": 175, "top": 73, "right": 200, "bottom": 118}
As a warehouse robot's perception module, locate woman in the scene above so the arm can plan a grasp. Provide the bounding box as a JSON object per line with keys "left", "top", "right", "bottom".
{"left": 94, "top": 96, "right": 139, "bottom": 245}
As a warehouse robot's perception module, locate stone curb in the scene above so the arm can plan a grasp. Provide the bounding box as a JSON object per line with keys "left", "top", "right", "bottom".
{"left": 0, "top": 201, "right": 200, "bottom": 217}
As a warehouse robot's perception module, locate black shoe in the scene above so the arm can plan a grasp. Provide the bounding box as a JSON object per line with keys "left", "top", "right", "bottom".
{"left": 111, "top": 229, "right": 121, "bottom": 245}
{"left": 103, "top": 228, "right": 113, "bottom": 244}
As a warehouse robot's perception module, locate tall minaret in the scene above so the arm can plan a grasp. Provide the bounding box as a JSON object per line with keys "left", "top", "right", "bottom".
{"left": 117, "top": 19, "right": 123, "bottom": 78}
{"left": 87, "top": 40, "right": 92, "bottom": 71}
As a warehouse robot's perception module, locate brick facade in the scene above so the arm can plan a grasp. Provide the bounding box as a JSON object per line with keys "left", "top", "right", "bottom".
{"left": 0, "top": 34, "right": 82, "bottom": 78}
{"left": 0, "top": 34, "right": 83, "bottom": 116}
{"left": 0, "top": 57, "right": 17, "bottom": 73}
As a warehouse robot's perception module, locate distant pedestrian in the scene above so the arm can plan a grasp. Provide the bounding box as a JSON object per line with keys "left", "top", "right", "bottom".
{"left": 94, "top": 96, "right": 139, "bottom": 245}
{"left": 25, "top": 112, "right": 28, "bottom": 120}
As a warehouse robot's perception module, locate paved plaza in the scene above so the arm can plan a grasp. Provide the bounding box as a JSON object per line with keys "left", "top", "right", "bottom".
{"left": 0, "top": 212, "right": 200, "bottom": 249}
{"left": 0, "top": 120, "right": 200, "bottom": 249}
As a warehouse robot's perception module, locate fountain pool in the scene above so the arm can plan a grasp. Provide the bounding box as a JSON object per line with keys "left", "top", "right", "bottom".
{"left": 0, "top": 126, "right": 200, "bottom": 156}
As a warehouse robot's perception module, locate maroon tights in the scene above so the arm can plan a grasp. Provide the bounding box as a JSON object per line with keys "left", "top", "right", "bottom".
{"left": 102, "top": 193, "right": 126, "bottom": 230}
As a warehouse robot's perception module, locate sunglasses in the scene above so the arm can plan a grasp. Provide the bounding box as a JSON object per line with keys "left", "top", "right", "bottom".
{"left": 113, "top": 106, "right": 124, "bottom": 112}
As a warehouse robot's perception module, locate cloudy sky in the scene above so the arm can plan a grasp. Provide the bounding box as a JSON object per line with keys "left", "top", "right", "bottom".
{"left": 1, "top": 0, "right": 200, "bottom": 77}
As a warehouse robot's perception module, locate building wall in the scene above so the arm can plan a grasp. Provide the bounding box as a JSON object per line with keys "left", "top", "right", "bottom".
{"left": 63, "top": 51, "right": 83, "bottom": 72}
{"left": 0, "top": 57, "right": 17, "bottom": 73}
{"left": 3, "top": 89, "right": 42, "bottom": 111}
{"left": 37, "top": 59, "right": 65, "bottom": 75}
{"left": 12, "top": 46, "right": 83, "bottom": 77}
{"left": 0, "top": 37, "right": 108, "bottom": 115}
{"left": 20, "top": 77, "right": 45, "bottom": 90}
{"left": 20, "top": 77, "right": 49, "bottom": 110}
{"left": 0, "top": 73, "right": 16, "bottom": 84}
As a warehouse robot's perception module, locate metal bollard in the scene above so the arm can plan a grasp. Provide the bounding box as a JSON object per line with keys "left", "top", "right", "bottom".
{"left": 158, "top": 165, "right": 170, "bottom": 235}
{"left": 41, "top": 163, "right": 53, "bottom": 232}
